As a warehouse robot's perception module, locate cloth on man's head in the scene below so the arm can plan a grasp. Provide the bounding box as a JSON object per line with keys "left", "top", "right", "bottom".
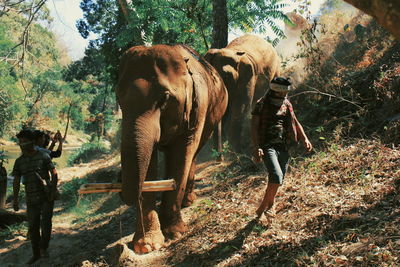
{"left": 270, "top": 77, "right": 291, "bottom": 93}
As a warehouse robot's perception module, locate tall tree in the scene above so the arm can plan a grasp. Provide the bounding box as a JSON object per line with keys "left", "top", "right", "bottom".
{"left": 211, "top": 0, "right": 228, "bottom": 49}
{"left": 77, "top": 0, "right": 290, "bottom": 90}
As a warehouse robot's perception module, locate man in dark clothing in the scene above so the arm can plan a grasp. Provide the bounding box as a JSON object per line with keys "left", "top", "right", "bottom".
{"left": 33, "top": 130, "right": 63, "bottom": 159}
{"left": 0, "top": 158, "right": 7, "bottom": 209}
{"left": 12, "top": 129, "right": 58, "bottom": 264}
{"left": 251, "top": 77, "right": 312, "bottom": 220}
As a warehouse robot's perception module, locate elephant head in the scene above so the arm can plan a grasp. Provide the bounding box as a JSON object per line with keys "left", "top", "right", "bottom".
{"left": 204, "top": 49, "right": 250, "bottom": 97}
{"left": 116, "top": 45, "right": 195, "bottom": 206}
{"left": 205, "top": 35, "right": 281, "bottom": 152}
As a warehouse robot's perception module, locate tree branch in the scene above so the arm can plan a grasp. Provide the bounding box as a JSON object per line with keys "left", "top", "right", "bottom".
{"left": 290, "top": 85, "right": 363, "bottom": 109}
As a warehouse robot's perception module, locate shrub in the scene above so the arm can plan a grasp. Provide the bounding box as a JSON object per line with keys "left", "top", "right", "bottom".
{"left": 67, "top": 142, "right": 109, "bottom": 166}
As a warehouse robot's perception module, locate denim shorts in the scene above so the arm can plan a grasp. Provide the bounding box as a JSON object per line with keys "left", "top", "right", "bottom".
{"left": 262, "top": 144, "right": 290, "bottom": 184}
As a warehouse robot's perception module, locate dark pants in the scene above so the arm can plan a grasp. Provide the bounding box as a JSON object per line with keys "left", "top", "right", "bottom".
{"left": 26, "top": 200, "right": 54, "bottom": 256}
{"left": 262, "top": 144, "right": 290, "bottom": 184}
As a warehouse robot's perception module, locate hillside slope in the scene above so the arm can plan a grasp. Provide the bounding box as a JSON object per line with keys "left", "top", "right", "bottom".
{"left": 0, "top": 139, "right": 398, "bottom": 266}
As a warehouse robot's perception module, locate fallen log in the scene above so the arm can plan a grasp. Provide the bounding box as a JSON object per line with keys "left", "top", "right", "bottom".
{"left": 0, "top": 209, "right": 27, "bottom": 229}
{"left": 78, "top": 179, "right": 176, "bottom": 194}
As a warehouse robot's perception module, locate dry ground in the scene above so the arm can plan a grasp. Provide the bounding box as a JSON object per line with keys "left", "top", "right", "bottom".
{"left": 0, "top": 139, "right": 399, "bottom": 266}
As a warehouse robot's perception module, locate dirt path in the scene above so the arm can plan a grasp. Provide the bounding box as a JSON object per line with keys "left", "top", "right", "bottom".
{"left": 0, "top": 157, "right": 221, "bottom": 266}
{"left": 0, "top": 154, "right": 123, "bottom": 266}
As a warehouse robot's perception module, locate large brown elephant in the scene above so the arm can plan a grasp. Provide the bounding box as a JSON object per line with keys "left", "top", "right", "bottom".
{"left": 205, "top": 34, "right": 281, "bottom": 152}
{"left": 115, "top": 44, "right": 228, "bottom": 253}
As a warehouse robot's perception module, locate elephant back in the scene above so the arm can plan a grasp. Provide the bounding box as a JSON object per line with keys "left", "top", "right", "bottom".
{"left": 227, "top": 34, "right": 281, "bottom": 80}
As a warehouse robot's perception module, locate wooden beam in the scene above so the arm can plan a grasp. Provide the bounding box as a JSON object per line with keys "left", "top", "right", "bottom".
{"left": 78, "top": 179, "right": 176, "bottom": 194}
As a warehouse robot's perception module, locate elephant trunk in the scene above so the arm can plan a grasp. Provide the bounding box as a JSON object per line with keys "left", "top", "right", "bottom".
{"left": 120, "top": 110, "right": 161, "bottom": 206}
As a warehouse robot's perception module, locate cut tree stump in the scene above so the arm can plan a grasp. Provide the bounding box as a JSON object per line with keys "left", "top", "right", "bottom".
{"left": 78, "top": 179, "right": 176, "bottom": 194}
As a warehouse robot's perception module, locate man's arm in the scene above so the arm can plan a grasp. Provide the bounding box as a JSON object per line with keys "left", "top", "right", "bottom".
{"left": 48, "top": 131, "right": 62, "bottom": 153}
{"left": 251, "top": 115, "right": 264, "bottom": 162}
{"left": 48, "top": 138, "right": 56, "bottom": 151}
{"left": 251, "top": 115, "right": 261, "bottom": 149}
{"left": 293, "top": 116, "right": 313, "bottom": 152}
{"left": 13, "top": 175, "right": 21, "bottom": 211}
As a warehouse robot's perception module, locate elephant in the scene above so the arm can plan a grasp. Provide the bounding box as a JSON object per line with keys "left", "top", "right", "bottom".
{"left": 115, "top": 44, "right": 228, "bottom": 253}
{"left": 205, "top": 34, "right": 281, "bottom": 152}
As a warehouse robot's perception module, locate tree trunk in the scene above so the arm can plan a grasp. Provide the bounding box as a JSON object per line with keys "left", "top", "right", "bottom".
{"left": 63, "top": 102, "right": 73, "bottom": 141}
{"left": 117, "top": 0, "right": 131, "bottom": 21}
{"left": 211, "top": 0, "right": 228, "bottom": 49}
{"left": 211, "top": 0, "right": 228, "bottom": 161}
{"left": 343, "top": 0, "right": 400, "bottom": 39}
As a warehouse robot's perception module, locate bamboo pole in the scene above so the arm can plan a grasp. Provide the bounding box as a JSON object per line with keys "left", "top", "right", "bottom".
{"left": 78, "top": 179, "right": 176, "bottom": 194}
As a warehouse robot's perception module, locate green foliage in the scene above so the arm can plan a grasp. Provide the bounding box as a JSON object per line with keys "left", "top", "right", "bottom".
{"left": 67, "top": 142, "right": 110, "bottom": 166}
{"left": 229, "top": 0, "right": 289, "bottom": 38}
{"left": 0, "top": 222, "right": 28, "bottom": 239}
{"left": 0, "top": 150, "right": 7, "bottom": 164}
{"left": 252, "top": 223, "right": 268, "bottom": 235}
{"left": 211, "top": 141, "right": 231, "bottom": 160}
{"left": 60, "top": 177, "right": 88, "bottom": 208}
{"left": 0, "top": 5, "right": 66, "bottom": 135}
{"left": 0, "top": 63, "right": 17, "bottom": 137}
{"left": 76, "top": 0, "right": 290, "bottom": 85}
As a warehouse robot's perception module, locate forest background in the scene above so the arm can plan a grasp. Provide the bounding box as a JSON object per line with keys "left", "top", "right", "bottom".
{"left": 1, "top": 0, "right": 399, "bottom": 153}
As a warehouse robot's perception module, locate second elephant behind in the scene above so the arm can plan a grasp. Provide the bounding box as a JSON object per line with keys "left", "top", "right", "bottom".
{"left": 205, "top": 34, "right": 281, "bottom": 152}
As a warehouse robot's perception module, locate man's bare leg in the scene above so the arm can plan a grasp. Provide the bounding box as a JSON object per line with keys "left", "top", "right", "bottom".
{"left": 256, "top": 183, "right": 280, "bottom": 218}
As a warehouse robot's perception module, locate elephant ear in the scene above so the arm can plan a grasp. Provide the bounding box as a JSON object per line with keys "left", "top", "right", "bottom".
{"left": 183, "top": 58, "right": 202, "bottom": 131}
{"left": 204, "top": 48, "right": 220, "bottom": 63}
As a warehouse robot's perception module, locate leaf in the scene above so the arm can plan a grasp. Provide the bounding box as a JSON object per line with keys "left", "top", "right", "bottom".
{"left": 335, "top": 255, "right": 348, "bottom": 264}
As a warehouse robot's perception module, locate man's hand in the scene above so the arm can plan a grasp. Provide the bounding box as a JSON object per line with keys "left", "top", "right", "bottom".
{"left": 303, "top": 139, "right": 313, "bottom": 152}
{"left": 253, "top": 148, "right": 264, "bottom": 163}
{"left": 13, "top": 199, "right": 19, "bottom": 211}
{"left": 54, "top": 131, "right": 62, "bottom": 142}
{"left": 48, "top": 188, "right": 60, "bottom": 201}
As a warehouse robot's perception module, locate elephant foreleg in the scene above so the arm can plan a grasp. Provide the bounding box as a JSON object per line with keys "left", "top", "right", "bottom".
{"left": 229, "top": 104, "right": 247, "bottom": 152}
{"left": 132, "top": 150, "right": 165, "bottom": 254}
{"left": 182, "top": 160, "right": 197, "bottom": 208}
{"left": 159, "top": 139, "right": 197, "bottom": 239}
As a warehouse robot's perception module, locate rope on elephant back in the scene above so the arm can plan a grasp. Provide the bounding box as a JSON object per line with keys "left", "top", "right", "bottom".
{"left": 180, "top": 44, "right": 214, "bottom": 71}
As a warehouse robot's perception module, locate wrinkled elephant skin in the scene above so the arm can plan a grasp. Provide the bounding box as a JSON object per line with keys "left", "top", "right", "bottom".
{"left": 205, "top": 34, "right": 281, "bottom": 152}
{"left": 115, "top": 44, "right": 228, "bottom": 253}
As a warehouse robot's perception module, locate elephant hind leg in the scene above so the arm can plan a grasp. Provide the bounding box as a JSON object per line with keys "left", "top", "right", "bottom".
{"left": 182, "top": 160, "right": 197, "bottom": 208}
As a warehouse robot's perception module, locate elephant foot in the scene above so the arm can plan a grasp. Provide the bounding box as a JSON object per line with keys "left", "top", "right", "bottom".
{"left": 132, "top": 210, "right": 165, "bottom": 254}
{"left": 162, "top": 219, "right": 188, "bottom": 240}
{"left": 182, "top": 192, "right": 197, "bottom": 207}
{"left": 132, "top": 231, "right": 165, "bottom": 254}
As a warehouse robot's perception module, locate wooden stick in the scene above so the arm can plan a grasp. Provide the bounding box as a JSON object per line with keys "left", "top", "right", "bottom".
{"left": 78, "top": 179, "right": 176, "bottom": 194}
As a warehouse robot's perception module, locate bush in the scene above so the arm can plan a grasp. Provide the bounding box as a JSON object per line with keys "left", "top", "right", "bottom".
{"left": 59, "top": 177, "right": 88, "bottom": 209}
{"left": 67, "top": 142, "right": 109, "bottom": 166}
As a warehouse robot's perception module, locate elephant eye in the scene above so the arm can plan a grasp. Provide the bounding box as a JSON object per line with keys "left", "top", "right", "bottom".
{"left": 158, "top": 92, "right": 170, "bottom": 110}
